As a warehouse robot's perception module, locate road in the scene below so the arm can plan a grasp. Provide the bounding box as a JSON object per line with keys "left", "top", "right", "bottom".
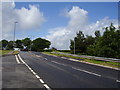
{"left": 2, "top": 51, "right": 120, "bottom": 89}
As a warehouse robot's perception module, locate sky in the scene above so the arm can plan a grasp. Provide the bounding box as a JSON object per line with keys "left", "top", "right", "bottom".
{"left": 2, "top": 2, "right": 118, "bottom": 49}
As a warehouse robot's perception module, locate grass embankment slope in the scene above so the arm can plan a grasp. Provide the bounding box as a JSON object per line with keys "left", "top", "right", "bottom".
{"left": 0, "top": 50, "right": 19, "bottom": 56}
{"left": 43, "top": 52, "right": 120, "bottom": 69}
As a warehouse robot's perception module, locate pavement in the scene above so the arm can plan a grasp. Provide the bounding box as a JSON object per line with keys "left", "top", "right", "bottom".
{"left": 2, "top": 54, "right": 45, "bottom": 89}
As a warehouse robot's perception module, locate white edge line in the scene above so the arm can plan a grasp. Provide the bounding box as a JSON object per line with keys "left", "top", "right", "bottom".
{"left": 18, "top": 54, "right": 51, "bottom": 90}
{"left": 15, "top": 55, "right": 20, "bottom": 64}
{"left": 39, "top": 79, "right": 45, "bottom": 84}
{"left": 35, "top": 75, "right": 40, "bottom": 79}
{"left": 43, "top": 84, "right": 51, "bottom": 90}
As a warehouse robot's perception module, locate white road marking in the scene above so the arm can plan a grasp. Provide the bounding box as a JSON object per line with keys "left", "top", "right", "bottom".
{"left": 72, "top": 67, "right": 101, "bottom": 77}
{"left": 61, "top": 57, "right": 67, "bottom": 59}
{"left": 18, "top": 54, "right": 51, "bottom": 90}
{"left": 51, "top": 61, "right": 67, "bottom": 66}
{"left": 39, "top": 79, "right": 45, "bottom": 84}
{"left": 15, "top": 55, "right": 20, "bottom": 64}
{"left": 116, "top": 80, "right": 120, "bottom": 83}
{"left": 35, "top": 75, "right": 40, "bottom": 79}
{"left": 68, "top": 58, "right": 79, "bottom": 62}
{"left": 36, "top": 55, "right": 41, "bottom": 57}
{"left": 43, "top": 84, "right": 51, "bottom": 90}
{"left": 44, "top": 58, "right": 48, "bottom": 60}
{"left": 18, "top": 54, "right": 25, "bottom": 64}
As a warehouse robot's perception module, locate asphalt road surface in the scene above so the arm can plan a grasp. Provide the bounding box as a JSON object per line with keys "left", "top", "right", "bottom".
{"left": 2, "top": 51, "right": 120, "bottom": 89}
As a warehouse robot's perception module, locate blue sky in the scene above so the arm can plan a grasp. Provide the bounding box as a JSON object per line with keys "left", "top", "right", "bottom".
{"left": 14, "top": 2, "right": 118, "bottom": 38}
{"left": 2, "top": 2, "right": 118, "bottom": 49}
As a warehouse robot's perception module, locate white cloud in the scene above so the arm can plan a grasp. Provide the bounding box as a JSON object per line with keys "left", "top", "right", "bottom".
{"left": 2, "top": 2, "right": 45, "bottom": 40}
{"left": 46, "top": 6, "right": 118, "bottom": 50}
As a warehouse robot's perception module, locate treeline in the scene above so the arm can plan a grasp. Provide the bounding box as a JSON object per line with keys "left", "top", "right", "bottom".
{"left": 70, "top": 23, "right": 120, "bottom": 59}
{"left": 0, "top": 37, "right": 51, "bottom": 52}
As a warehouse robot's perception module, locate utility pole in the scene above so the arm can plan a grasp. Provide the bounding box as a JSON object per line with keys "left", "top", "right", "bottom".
{"left": 13, "top": 21, "right": 18, "bottom": 50}
{"left": 74, "top": 38, "right": 75, "bottom": 54}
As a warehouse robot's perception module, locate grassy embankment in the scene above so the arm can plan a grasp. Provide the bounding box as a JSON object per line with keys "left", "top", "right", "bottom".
{"left": 0, "top": 50, "right": 19, "bottom": 56}
{"left": 43, "top": 52, "right": 120, "bottom": 69}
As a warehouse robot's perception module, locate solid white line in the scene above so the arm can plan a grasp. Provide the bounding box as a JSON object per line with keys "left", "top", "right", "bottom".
{"left": 15, "top": 55, "right": 20, "bottom": 64}
{"left": 72, "top": 67, "right": 101, "bottom": 77}
{"left": 68, "top": 58, "right": 79, "bottom": 62}
{"left": 39, "top": 79, "right": 45, "bottom": 84}
{"left": 116, "top": 80, "right": 120, "bottom": 83}
{"left": 18, "top": 54, "right": 25, "bottom": 64}
{"left": 43, "top": 84, "right": 51, "bottom": 90}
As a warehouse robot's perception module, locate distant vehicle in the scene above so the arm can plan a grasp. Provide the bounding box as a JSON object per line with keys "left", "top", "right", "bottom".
{"left": 21, "top": 48, "right": 28, "bottom": 51}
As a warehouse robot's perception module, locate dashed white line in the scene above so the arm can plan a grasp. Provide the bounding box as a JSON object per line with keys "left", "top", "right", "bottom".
{"left": 116, "top": 80, "right": 120, "bottom": 83}
{"left": 35, "top": 75, "right": 40, "bottom": 79}
{"left": 39, "top": 79, "right": 45, "bottom": 84}
{"left": 51, "top": 61, "right": 67, "bottom": 66}
{"left": 44, "top": 58, "right": 48, "bottom": 60}
{"left": 18, "top": 54, "right": 51, "bottom": 90}
{"left": 72, "top": 67, "right": 101, "bottom": 77}
{"left": 15, "top": 55, "right": 20, "bottom": 64}
{"left": 43, "top": 84, "right": 51, "bottom": 90}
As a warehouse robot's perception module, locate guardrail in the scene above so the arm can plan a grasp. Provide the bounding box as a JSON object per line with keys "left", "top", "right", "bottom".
{"left": 52, "top": 52, "right": 120, "bottom": 62}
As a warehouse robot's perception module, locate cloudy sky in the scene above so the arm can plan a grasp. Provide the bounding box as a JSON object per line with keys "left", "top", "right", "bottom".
{"left": 2, "top": 2, "right": 118, "bottom": 49}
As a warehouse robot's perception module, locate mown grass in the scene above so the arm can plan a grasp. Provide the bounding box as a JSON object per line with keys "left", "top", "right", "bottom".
{"left": 43, "top": 52, "right": 120, "bottom": 69}
{"left": 13, "top": 50, "right": 19, "bottom": 55}
{"left": 0, "top": 50, "right": 13, "bottom": 55}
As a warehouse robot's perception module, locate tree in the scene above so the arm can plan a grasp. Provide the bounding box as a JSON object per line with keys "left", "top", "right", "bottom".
{"left": 7, "top": 41, "right": 13, "bottom": 50}
{"left": 95, "top": 30, "right": 101, "bottom": 38}
{"left": 15, "top": 40, "right": 23, "bottom": 49}
{"left": 70, "top": 31, "right": 86, "bottom": 54}
{"left": 1, "top": 40, "right": 8, "bottom": 49}
{"left": 32, "top": 38, "right": 51, "bottom": 51}
{"left": 22, "top": 38, "right": 31, "bottom": 50}
{"left": 87, "top": 23, "right": 120, "bottom": 58}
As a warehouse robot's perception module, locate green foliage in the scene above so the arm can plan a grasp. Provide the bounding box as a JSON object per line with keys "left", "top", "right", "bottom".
{"left": 22, "top": 38, "right": 31, "bottom": 50}
{"left": 1, "top": 40, "right": 8, "bottom": 49}
{"left": 70, "top": 31, "right": 86, "bottom": 54}
{"left": 31, "top": 38, "right": 51, "bottom": 51}
{"left": 87, "top": 23, "right": 120, "bottom": 59}
{"left": 15, "top": 40, "right": 23, "bottom": 49}
{"left": 7, "top": 41, "right": 13, "bottom": 50}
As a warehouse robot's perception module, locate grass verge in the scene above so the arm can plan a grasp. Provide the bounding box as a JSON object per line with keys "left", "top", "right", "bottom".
{"left": 43, "top": 52, "right": 120, "bottom": 69}
{"left": 0, "top": 50, "right": 13, "bottom": 55}
{"left": 13, "top": 50, "right": 19, "bottom": 55}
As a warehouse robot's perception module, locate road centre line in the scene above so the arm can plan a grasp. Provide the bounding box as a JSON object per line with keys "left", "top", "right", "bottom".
{"left": 72, "top": 67, "right": 101, "bottom": 77}
{"left": 116, "top": 80, "right": 120, "bottom": 83}
{"left": 51, "top": 61, "right": 67, "bottom": 66}
{"left": 18, "top": 54, "right": 51, "bottom": 90}
{"left": 15, "top": 55, "right": 20, "bottom": 64}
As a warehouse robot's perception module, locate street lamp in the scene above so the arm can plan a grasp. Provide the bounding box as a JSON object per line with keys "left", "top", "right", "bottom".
{"left": 74, "top": 38, "right": 75, "bottom": 54}
{"left": 13, "top": 21, "right": 18, "bottom": 50}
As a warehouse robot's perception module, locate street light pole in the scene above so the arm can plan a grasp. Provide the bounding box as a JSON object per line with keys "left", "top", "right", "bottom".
{"left": 74, "top": 38, "right": 75, "bottom": 54}
{"left": 13, "top": 21, "right": 18, "bottom": 50}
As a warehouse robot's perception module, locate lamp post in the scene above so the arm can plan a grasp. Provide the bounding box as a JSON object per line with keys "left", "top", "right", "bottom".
{"left": 74, "top": 38, "right": 75, "bottom": 54}
{"left": 13, "top": 21, "right": 18, "bottom": 50}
